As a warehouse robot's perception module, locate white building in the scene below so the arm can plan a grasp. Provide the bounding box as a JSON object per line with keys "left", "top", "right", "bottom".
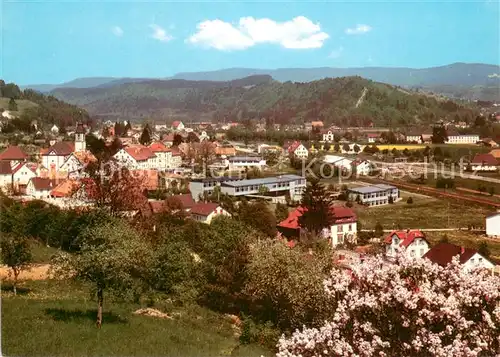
{"left": 287, "top": 141, "right": 309, "bottom": 159}
{"left": 226, "top": 156, "right": 266, "bottom": 171}
{"left": 190, "top": 202, "right": 230, "bottom": 224}
{"left": 12, "top": 162, "right": 37, "bottom": 189}
{"left": 41, "top": 141, "right": 74, "bottom": 177}
{"left": 348, "top": 184, "right": 400, "bottom": 206}
{"left": 149, "top": 142, "right": 173, "bottom": 170}
{"left": 446, "top": 131, "right": 480, "bottom": 144}
{"left": 385, "top": 230, "right": 430, "bottom": 259}
{"left": 405, "top": 134, "right": 423, "bottom": 144}
{"left": 26, "top": 177, "right": 58, "bottom": 199}
{"left": 172, "top": 121, "right": 185, "bottom": 131}
{"left": 322, "top": 131, "right": 335, "bottom": 142}
{"left": 220, "top": 175, "right": 306, "bottom": 201}
{"left": 74, "top": 123, "right": 86, "bottom": 152}
{"left": 277, "top": 205, "right": 357, "bottom": 246}
{"left": 324, "top": 155, "right": 353, "bottom": 171}
{"left": 423, "top": 243, "right": 495, "bottom": 272}
{"left": 486, "top": 212, "right": 500, "bottom": 237}
{"left": 50, "top": 124, "right": 59, "bottom": 135}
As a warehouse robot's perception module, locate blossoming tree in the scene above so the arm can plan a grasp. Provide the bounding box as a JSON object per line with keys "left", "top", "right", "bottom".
{"left": 277, "top": 253, "right": 500, "bottom": 357}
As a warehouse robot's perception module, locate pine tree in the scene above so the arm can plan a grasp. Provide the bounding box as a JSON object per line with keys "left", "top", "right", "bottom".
{"left": 298, "top": 177, "right": 333, "bottom": 236}
{"left": 139, "top": 124, "right": 152, "bottom": 145}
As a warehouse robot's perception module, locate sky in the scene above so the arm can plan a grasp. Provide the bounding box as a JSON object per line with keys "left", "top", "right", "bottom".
{"left": 2, "top": 0, "right": 499, "bottom": 85}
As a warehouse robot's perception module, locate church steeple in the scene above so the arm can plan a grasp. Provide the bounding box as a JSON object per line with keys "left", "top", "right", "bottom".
{"left": 75, "top": 122, "right": 86, "bottom": 152}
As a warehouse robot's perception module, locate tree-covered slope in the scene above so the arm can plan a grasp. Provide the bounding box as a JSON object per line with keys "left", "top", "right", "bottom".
{"left": 50, "top": 75, "right": 479, "bottom": 127}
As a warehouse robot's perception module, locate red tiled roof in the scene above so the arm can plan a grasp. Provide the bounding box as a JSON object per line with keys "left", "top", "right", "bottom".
{"left": 30, "top": 177, "right": 61, "bottom": 191}
{"left": 367, "top": 133, "right": 380, "bottom": 138}
{"left": 287, "top": 141, "right": 302, "bottom": 153}
{"left": 190, "top": 202, "right": 221, "bottom": 216}
{"left": 51, "top": 180, "right": 80, "bottom": 198}
{"left": 162, "top": 134, "right": 175, "bottom": 142}
{"left": 0, "top": 161, "right": 12, "bottom": 175}
{"left": 148, "top": 200, "right": 166, "bottom": 214}
{"left": 277, "top": 206, "right": 357, "bottom": 229}
{"left": 0, "top": 146, "right": 28, "bottom": 161}
{"left": 149, "top": 141, "right": 171, "bottom": 153}
{"left": 125, "top": 146, "right": 156, "bottom": 161}
{"left": 172, "top": 194, "right": 195, "bottom": 209}
{"left": 423, "top": 243, "right": 479, "bottom": 266}
{"left": 310, "top": 121, "right": 324, "bottom": 127}
{"left": 172, "top": 121, "right": 182, "bottom": 128}
{"left": 384, "top": 230, "right": 426, "bottom": 247}
{"left": 131, "top": 169, "right": 158, "bottom": 190}
{"left": 471, "top": 153, "right": 498, "bottom": 166}
{"left": 170, "top": 146, "right": 181, "bottom": 157}
{"left": 43, "top": 142, "right": 74, "bottom": 156}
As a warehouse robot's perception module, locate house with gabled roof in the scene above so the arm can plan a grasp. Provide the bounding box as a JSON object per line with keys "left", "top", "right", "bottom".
{"left": 469, "top": 153, "right": 498, "bottom": 172}
{"left": 26, "top": 177, "right": 61, "bottom": 199}
{"left": 286, "top": 141, "right": 308, "bottom": 159}
{"left": 190, "top": 202, "right": 230, "bottom": 224}
{"left": 423, "top": 243, "right": 495, "bottom": 272}
{"left": 277, "top": 205, "right": 357, "bottom": 246}
{"left": 0, "top": 145, "right": 28, "bottom": 168}
{"left": 384, "top": 229, "right": 430, "bottom": 259}
{"left": 171, "top": 121, "right": 185, "bottom": 131}
{"left": 12, "top": 162, "right": 38, "bottom": 192}
{"left": 59, "top": 151, "right": 97, "bottom": 179}
{"left": 113, "top": 145, "right": 157, "bottom": 170}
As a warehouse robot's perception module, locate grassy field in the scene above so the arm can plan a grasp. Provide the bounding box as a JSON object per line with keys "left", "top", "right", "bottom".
{"left": 0, "top": 97, "right": 38, "bottom": 114}
{"left": 1, "top": 279, "right": 272, "bottom": 357}
{"left": 29, "top": 240, "right": 60, "bottom": 263}
{"left": 354, "top": 192, "right": 490, "bottom": 230}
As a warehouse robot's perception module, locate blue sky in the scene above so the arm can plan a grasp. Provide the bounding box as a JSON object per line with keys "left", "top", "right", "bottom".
{"left": 2, "top": 0, "right": 499, "bottom": 85}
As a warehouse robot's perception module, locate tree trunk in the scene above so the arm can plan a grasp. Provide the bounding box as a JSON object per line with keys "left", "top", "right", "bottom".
{"left": 96, "top": 287, "right": 103, "bottom": 328}
{"left": 13, "top": 269, "right": 18, "bottom": 296}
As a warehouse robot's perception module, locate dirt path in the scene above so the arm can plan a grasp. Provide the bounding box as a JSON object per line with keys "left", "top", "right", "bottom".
{"left": 0, "top": 264, "right": 51, "bottom": 281}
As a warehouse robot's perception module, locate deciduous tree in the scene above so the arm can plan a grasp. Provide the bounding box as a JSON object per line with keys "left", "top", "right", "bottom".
{"left": 0, "top": 235, "right": 32, "bottom": 295}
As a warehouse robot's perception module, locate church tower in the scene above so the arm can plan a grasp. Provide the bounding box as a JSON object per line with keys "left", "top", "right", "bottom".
{"left": 75, "top": 122, "right": 86, "bottom": 152}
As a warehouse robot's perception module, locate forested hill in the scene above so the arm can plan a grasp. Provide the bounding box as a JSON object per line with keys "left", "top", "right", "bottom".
{"left": 0, "top": 80, "right": 91, "bottom": 131}
{"left": 51, "top": 75, "right": 478, "bottom": 127}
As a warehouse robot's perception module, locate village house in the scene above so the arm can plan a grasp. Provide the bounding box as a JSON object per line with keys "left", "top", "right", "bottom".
{"left": 277, "top": 205, "right": 357, "bottom": 246}
{"left": 322, "top": 130, "right": 336, "bottom": 143}
{"left": 215, "top": 146, "right": 237, "bottom": 157}
{"left": 286, "top": 141, "right": 309, "bottom": 159}
{"left": 190, "top": 202, "right": 230, "bottom": 224}
{"left": 478, "top": 138, "right": 499, "bottom": 147}
{"left": 385, "top": 229, "right": 430, "bottom": 259}
{"left": 324, "top": 155, "right": 353, "bottom": 172}
{"left": 171, "top": 121, "right": 185, "bottom": 131}
{"left": 469, "top": 153, "right": 498, "bottom": 172}
{"left": 59, "top": 151, "right": 97, "bottom": 179}
{"left": 113, "top": 145, "right": 157, "bottom": 170}
{"left": 0, "top": 145, "right": 28, "bottom": 168}
{"left": 162, "top": 133, "right": 175, "bottom": 147}
{"left": 12, "top": 162, "right": 38, "bottom": 192}
{"left": 26, "top": 177, "right": 60, "bottom": 199}
{"left": 305, "top": 121, "right": 324, "bottom": 132}
{"left": 351, "top": 159, "right": 373, "bottom": 176}
{"left": 423, "top": 243, "right": 495, "bottom": 272}
{"left": 367, "top": 133, "right": 380, "bottom": 143}
{"left": 41, "top": 141, "right": 75, "bottom": 178}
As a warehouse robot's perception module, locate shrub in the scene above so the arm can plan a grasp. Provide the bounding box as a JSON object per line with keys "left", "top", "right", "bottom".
{"left": 240, "top": 318, "right": 280, "bottom": 350}
{"left": 406, "top": 196, "right": 414, "bottom": 204}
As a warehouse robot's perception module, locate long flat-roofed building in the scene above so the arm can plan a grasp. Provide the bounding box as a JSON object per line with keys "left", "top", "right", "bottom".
{"left": 347, "top": 184, "right": 400, "bottom": 206}
{"left": 189, "top": 176, "right": 243, "bottom": 201}
{"left": 226, "top": 156, "right": 267, "bottom": 171}
{"left": 220, "top": 174, "right": 306, "bottom": 201}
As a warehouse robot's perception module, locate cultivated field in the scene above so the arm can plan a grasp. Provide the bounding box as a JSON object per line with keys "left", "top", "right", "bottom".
{"left": 0, "top": 97, "right": 38, "bottom": 114}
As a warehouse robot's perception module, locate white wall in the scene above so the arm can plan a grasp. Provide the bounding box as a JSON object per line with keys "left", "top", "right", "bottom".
{"left": 463, "top": 253, "right": 495, "bottom": 271}
{"left": 13, "top": 165, "right": 36, "bottom": 186}
{"left": 330, "top": 222, "right": 357, "bottom": 246}
{"left": 486, "top": 214, "right": 500, "bottom": 237}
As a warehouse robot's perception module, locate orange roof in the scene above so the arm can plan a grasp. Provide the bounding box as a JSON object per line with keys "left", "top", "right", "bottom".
{"left": 489, "top": 149, "right": 500, "bottom": 159}
{"left": 149, "top": 141, "right": 171, "bottom": 153}
{"left": 51, "top": 180, "right": 80, "bottom": 198}
{"left": 73, "top": 151, "right": 97, "bottom": 164}
{"left": 131, "top": 169, "right": 158, "bottom": 190}
{"left": 311, "top": 121, "right": 324, "bottom": 127}
{"left": 215, "top": 147, "right": 237, "bottom": 156}
{"left": 125, "top": 145, "right": 156, "bottom": 161}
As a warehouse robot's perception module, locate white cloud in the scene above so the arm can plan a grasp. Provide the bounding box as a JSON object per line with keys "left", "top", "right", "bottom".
{"left": 187, "top": 16, "right": 329, "bottom": 50}
{"left": 150, "top": 24, "right": 173, "bottom": 42}
{"left": 345, "top": 24, "right": 372, "bottom": 35}
{"left": 329, "top": 46, "right": 344, "bottom": 59}
{"left": 112, "top": 26, "right": 123, "bottom": 37}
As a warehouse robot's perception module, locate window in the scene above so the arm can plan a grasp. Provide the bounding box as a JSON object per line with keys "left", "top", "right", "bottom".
{"left": 337, "top": 234, "right": 344, "bottom": 244}
{"left": 419, "top": 248, "right": 424, "bottom": 256}
{"left": 410, "top": 250, "right": 415, "bottom": 257}
{"left": 348, "top": 224, "right": 352, "bottom": 231}
{"left": 470, "top": 258, "right": 475, "bottom": 264}
{"left": 338, "top": 225, "right": 343, "bottom": 232}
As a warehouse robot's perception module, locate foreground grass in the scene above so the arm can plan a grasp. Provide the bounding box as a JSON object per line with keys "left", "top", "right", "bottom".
{"left": 355, "top": 193, "right": 490, "bottom": 229}
{"left": 1, "top": 280, "right": 272, "bottom": 357}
